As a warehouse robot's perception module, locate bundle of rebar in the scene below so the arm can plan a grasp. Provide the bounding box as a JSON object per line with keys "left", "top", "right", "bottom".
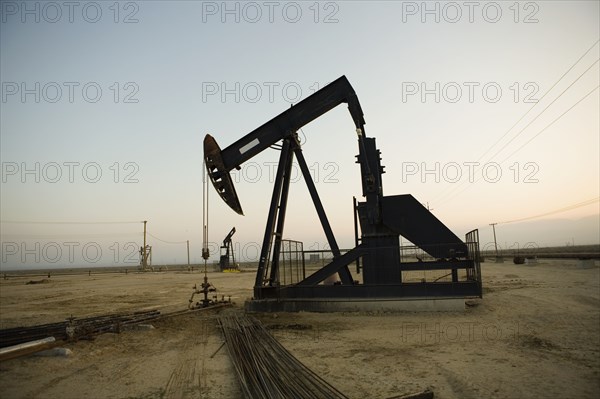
{"left": 219, "top": 314, "right": 349, "bottom": 399}
{"left": 0, "top": 310, "right": 160, "bottom": 348}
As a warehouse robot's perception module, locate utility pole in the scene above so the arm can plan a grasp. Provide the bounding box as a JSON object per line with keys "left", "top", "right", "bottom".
{"left": 490, "top": 223, "right": 499, "bottom": 257}
{"left": 142, "top": 220, "right": 148, "bottom": 269}
{"left": 187, "top": 240, "right": 190, "bottom": 266}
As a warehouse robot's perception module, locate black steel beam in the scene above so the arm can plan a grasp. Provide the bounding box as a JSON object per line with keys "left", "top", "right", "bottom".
{"left": 298, "top": 246, "right": 367, "bottom": 286}
{"left": 269, "top": 143, "right": 295, "bottom": 284}
{"left": 353, "top": 196, "right": 361, "bottom": 274}
{"left": 255, "top": 139, "right": 292, "bottom": 291}
{"left": 294, "top": 147, "right": 354, "bottom": 285}
{"left": 204, "top": 76, "right": 366, "bottom": 215}
{"left": 218, "top": 76, "right": 365, "bottom": 171}
{"left": 398, "top": 260, "right": 472, "bottom": 271}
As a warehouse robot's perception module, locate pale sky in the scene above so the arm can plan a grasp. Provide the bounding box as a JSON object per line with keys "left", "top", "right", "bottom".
{"left": 1, "top": 1, "right": 599, "bottom": 269}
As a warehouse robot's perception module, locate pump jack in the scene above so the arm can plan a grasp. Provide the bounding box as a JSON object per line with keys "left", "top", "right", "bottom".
{"left": 219, "top": 227, "right": 238, "bottom": 271}
{"left": 204, "top": 76, "right": 482, "bottom": 311}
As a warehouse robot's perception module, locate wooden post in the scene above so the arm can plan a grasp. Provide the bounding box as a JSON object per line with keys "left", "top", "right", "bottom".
{"left": 142, "top": 220, "right": 148, "bottom": 269}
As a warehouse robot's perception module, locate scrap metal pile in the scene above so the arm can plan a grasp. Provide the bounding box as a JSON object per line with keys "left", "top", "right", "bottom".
{"left": 218, "top": 314, "right": 348, "bottom": 399}
{"left": 0, "top": 309, "right": 160, "bottom": 348}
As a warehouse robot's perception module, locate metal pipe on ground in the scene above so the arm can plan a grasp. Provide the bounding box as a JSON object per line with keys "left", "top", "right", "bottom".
{"left": 0, "top": 337, "right": 59, "bottom": 362}
{"left": 219, "top": 313, "right": 349, "bottom": 399}
{"left": 386, "top": 390, "right": 434, "bottom": 399}
{"left": 0, "top": 310, "right": 161, "bottom": 348}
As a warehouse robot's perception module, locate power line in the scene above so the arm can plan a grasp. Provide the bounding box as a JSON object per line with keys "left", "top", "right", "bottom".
{"left": 431, "top": 41, "right": 599, "bottom": 204}
{"left": 437, "top": 84, "right": 600, "bottom": 205}
{"left": 147, "top": 232, "right": 187, "bottom": 245}
{"left": 487, "top": 59, "right": 598, "bottom": 162}
{"left": 434, "top": 58, "right": 599, "bottom": 205}
{"left": 1, "top": 233, "right": 142, "bottom": 239}
{"left": 0, "top": 220, "right": 143, "bottom": 225}
{"left": 476, "top": 40, "right": 599, "bottom": 164}
{"left": 499, "top": 197, "right": 599, "bottom": 224}
{"left": 498, "top": 85, "right": 600, "bottom": 164}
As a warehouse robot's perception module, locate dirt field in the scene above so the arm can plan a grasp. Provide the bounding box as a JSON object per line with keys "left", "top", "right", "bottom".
{"left": 0, "top": 259, "right": 599, "bottom": 399}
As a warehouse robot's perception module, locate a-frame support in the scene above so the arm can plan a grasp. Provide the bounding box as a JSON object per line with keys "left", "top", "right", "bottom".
{"left": 254, "top": 134, "right": 353, "bottom": 299}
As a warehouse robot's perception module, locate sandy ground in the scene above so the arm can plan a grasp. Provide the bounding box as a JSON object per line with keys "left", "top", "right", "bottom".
{"left": 0, "top": 259, "right": 599, "bottom": 399}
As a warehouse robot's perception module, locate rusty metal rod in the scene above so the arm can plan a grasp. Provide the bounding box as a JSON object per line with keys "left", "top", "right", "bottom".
{"left": 219, "top": 314, "right": 348, "bottom": 399}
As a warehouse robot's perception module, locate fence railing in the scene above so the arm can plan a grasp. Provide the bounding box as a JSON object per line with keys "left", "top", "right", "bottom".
{"left": 275, "top": 231, "right": 482, "bottom": 290}
{"left": 278, "top": 240, "right": 305, "bottom": 286}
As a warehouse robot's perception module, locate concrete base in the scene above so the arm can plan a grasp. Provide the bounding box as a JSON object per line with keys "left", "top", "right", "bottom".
{"left": 245, "top": 297, "right": 465, "bottom": 313}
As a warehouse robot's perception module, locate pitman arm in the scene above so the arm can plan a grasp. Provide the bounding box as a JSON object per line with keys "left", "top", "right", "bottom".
{"left": 204, "top": 75, "right": 366, "bottom": 215}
